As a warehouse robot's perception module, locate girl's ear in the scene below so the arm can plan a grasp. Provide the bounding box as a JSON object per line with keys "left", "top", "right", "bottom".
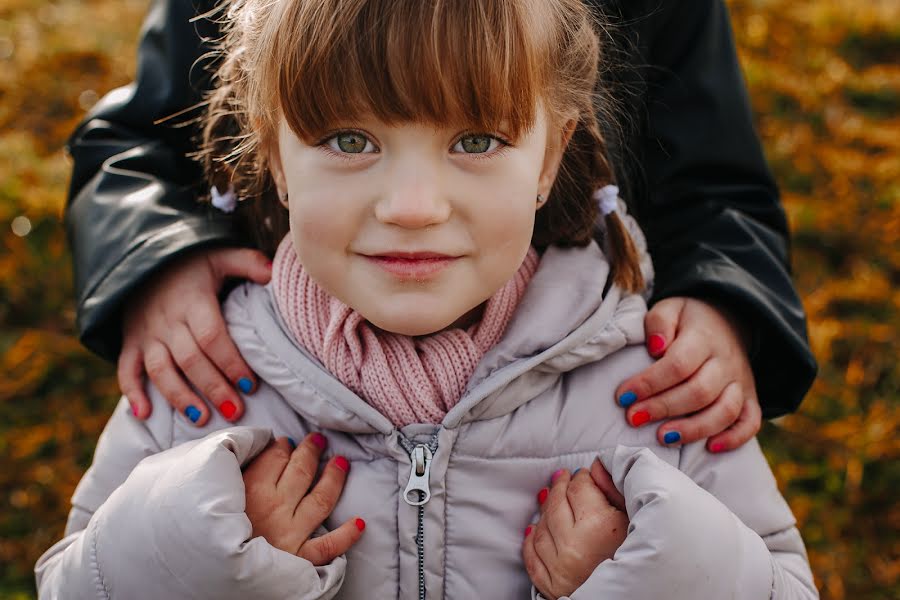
{"left": 537, "top": 118, "right": 577, "bottom": 203}
{"left": 269, "top": 143, "right": 288, "bottom": 207}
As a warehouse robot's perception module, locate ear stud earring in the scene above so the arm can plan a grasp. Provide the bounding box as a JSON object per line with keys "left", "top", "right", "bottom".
{"left": 536, "top": 194, "right": 545, "bottom": 206}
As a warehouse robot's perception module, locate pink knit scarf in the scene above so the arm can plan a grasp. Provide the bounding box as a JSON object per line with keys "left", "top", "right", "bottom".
{"left": 271, "top": 236, "right": 539, "bottom": 427}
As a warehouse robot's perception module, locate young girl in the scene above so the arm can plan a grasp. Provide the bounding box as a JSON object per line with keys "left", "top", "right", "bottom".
{"left": 37, "top": 0, "right": 817, "bottom": 598}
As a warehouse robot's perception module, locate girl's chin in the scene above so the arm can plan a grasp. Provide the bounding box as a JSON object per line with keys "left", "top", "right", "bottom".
{"left": 362, "top": 305, "right": 484, "bottom": 337}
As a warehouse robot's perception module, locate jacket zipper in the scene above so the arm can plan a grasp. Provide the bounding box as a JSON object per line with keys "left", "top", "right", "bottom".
{"left": 399, "top": 432, "right": 439, "bottom": 600}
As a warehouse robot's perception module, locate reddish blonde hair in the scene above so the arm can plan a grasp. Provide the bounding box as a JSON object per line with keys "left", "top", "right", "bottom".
{"left": 198, "top": 0, "right": 643, "bottom": 292}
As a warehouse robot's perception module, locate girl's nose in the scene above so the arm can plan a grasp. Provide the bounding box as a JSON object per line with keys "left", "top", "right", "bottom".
{"left": 374, "top": 174, "right": 451, "bottom": 229}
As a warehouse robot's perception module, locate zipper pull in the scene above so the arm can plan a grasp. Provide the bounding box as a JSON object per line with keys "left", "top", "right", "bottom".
{"left": 403, "top": 444, "right": 433, "bottom": 506}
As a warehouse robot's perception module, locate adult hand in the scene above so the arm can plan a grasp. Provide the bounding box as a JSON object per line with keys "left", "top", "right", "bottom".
{"left": 119, "top": 247, "right": 272, "bottom": 425}
{"left": 615, "top": 297, "right": 762, "bottom": 452}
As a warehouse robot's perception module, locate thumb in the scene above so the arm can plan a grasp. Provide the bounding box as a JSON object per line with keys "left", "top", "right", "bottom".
{"left": 590, "top": 458, "right": 626, "bottom": 512}
{"left": 208, "top": 247, "right": 273, "bottom": 285}
{"left": 644, "top": 297, "right": 684, "bottom": 357}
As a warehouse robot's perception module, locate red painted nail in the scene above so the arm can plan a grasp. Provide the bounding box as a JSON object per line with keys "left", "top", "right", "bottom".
{"left": 335, "top": 455, "right": 350, "bottom": 472}
{"left": 631, "top": 410, "right": 651, "bottom": 427}
{"left": 710, "top": 443, "right": 725, "bottom": 453}
{"left": 551, "top": 469, "right": 565, "bottom": 484}
{"left": 537, "top": 488, "right": 549, "bottom": 505}
{"left": 311, "top": 432, "right": 328, "bottom": 450}
{"left": 130, "top": 403, "right": 139, "bottom": 417}
{"left": 647, "top": 333, "right": 666, "bottom": 355}
{"left": 524, "top": 525, "right": 533, "bottom": 537}
{"left": 220, "top": 400, "right": 237, "bottom": 420}
{"left": 355, "top": 518, "right": 366, "bottom": 532}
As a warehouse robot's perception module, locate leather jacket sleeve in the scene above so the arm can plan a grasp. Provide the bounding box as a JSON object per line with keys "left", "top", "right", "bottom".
{"left": 65, "top": 0, "right": 816, "bottom": 417}
{"left": 606, "top": 0, "right": 817, "bottom": 416}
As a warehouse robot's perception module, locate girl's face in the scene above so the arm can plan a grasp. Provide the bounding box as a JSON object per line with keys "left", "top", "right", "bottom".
{"left": 270, "top": 107, "right": 569, "bottom": 336}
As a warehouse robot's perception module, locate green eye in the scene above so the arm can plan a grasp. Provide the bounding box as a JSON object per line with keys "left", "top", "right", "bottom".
{"left": 336, "top": 132, "right": 369, "bottom": 153}
{"left": 458, "top": 135, "right": 493, "bottom": 153}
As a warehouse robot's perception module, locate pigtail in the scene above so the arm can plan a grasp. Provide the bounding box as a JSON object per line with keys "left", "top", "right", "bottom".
{"left": 603, "top": 211, "right": 644, "bottom": 293}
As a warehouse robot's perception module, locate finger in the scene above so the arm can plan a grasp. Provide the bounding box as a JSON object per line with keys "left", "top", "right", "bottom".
{"left": 207, "top": 247, "right": 273, "bottom": 285}
{"left": 522, "top": 527, "right": 554, "bottom": 598}
{"left": 656, "top": 379, "right": 744, "bottom": 446}
{"left": 243, "top": 437, "right": 292, "bottom": 486}
{"left": 168, "top": 323, "right": 243, "bottom": 422}
{"left": 643, "top": 297, "right": 684, "bottom": 357}
{"left": 627, "top": 357, "right": 727, "bottom": 428}
{"left": 540, "top": 470, "right": 575, "bottom": 539}
{"left": 531, "top": 518, "right": 559, "bottom": 566}
{"left": 614, "top": 329, "right": 711, "bottom": 411}
{"left": 297, "top": 516, "right": 366, "bottom": 565}
{"left": 589, "top": 458, "right": 626, "bottom": 512}
{"left": 143, "top": 340, "right": 210, "bottom": 426}
{"left": 707, "top": 388, "right": 763, "bottom": 453}
{"left": 293, "top": 455, "right": 351, "bottom": 543}
{"left": 118, "top": 343, "right": 151, "bottom": 419}
{"left": 277, "top": 432, "right": 329, "bottom": 496}
{"left": 566, "top": 468, "right": 615, "bottom": 521}
{"left": 186, "top": 305, "right": 258, "bottom": 398}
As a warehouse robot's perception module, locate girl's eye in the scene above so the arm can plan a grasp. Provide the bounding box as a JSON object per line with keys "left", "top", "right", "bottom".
{"left": 453, "top": 134, "right": 501, "bottom": 154}
{"left": 327, "top": 132, "right": 377, "bottom": 154}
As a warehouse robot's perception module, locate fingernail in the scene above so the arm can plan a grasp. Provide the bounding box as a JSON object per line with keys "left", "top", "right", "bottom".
{"left": 311, "top": 432, "right": 328, "bottom": 450}
{"left": 663, "top": 431, "right": 681, "bottom": 444}
{"left": 335, "top": 455, "right": 350, "bottom": 472}
{"left": 220, "top": 400, "right": 237, "bottom": 420}
{"left": 524, "top": 525, "right": 533, "bottom": 537}
{"left": 185, "top": 405, "right": 201, "bottom": 423}
{"left": 537, "top": 488, "right": 549, "bottom": 505}
{"left": 288, "top": 437, "right": 297, "bottom": 449}
{"left": 710, "top": 443, "right": 725, "bottom": 453}
{"left": 355, "top": 518, "right": 366, "bottom": 532}
{"left": 573, "top": 468, "right": 582, "bottom": 475}
{"left": 130, "top": 402, "right": 139, "bottom": 417}
{"left": 631, "top": 410, "right": 651, "bottom": 427}
{"left": 550, "top": 469, "right": 565, "bottom": 483}
{"left": 647, "top": 333, "right": 667, "bottom": 355}
{"left": 618, "top": 390, "right": 638, "bottom": 407}
{"left": 237, "top": 377, "right": 253, "bottom": 394}
{"left": 266, "top": 260, "right": 273, "bottom": 269}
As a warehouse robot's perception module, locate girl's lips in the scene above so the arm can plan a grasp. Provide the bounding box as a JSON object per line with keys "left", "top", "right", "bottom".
{"left": 364, "top": 254, "right": 459, "bottom": 279}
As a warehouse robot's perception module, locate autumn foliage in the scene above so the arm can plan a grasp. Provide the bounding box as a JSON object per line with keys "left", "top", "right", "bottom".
{"left": 0, "top": 0, "right": 897, "bottom": 598}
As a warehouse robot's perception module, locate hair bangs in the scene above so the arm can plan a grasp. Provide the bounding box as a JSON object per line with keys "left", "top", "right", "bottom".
{"left": 271, "top": 0, "right": 552, "bottom": 142}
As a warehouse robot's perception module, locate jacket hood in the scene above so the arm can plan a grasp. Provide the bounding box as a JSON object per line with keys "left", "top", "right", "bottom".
{"left": 224, "top": 240, "right": 650, "bottom": 435}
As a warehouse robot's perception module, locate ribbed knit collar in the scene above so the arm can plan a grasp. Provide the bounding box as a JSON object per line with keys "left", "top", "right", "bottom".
{"left": 270, "top": 236, "right": 539, "bottom": 427}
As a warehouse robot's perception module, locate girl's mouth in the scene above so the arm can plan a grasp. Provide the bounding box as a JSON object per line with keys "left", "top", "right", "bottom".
{"left": 364, "top": 252, "right": 459, "bottom": 279}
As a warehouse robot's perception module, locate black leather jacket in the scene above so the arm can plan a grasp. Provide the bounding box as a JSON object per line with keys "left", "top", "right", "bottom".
{"left": 65, "top": 0, "right": 816, "bottom": 418}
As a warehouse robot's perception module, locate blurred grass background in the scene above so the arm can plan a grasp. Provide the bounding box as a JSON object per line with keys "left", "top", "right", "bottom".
{"left": 0, "top": 0, "right": 897, "bottom": 598}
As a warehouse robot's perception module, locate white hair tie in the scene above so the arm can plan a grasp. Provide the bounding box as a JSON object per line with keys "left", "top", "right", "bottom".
{"left": 593, "top": 184, "right": 619, "bottom": 216}
{"left": 211, "top": 185, "right": 238, "bottom": 213}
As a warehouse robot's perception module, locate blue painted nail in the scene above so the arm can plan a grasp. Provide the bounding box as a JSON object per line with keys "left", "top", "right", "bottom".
{"left": 288, "top": 437, "right": 297, "bottom": 449}
{"left": 573, "top": 468, "right": 582, "bottom": 475}
{"left": 663, "top": 431, "right": 681, "bottom": 444}
{"left": 185, "top": 405, "right": 201, "bottom": 423}
{"left": 618, "top": 391, "right": 638, "bottom": 407}
{"left": 238, "top": 377, "right": 253, "bottom": 393}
